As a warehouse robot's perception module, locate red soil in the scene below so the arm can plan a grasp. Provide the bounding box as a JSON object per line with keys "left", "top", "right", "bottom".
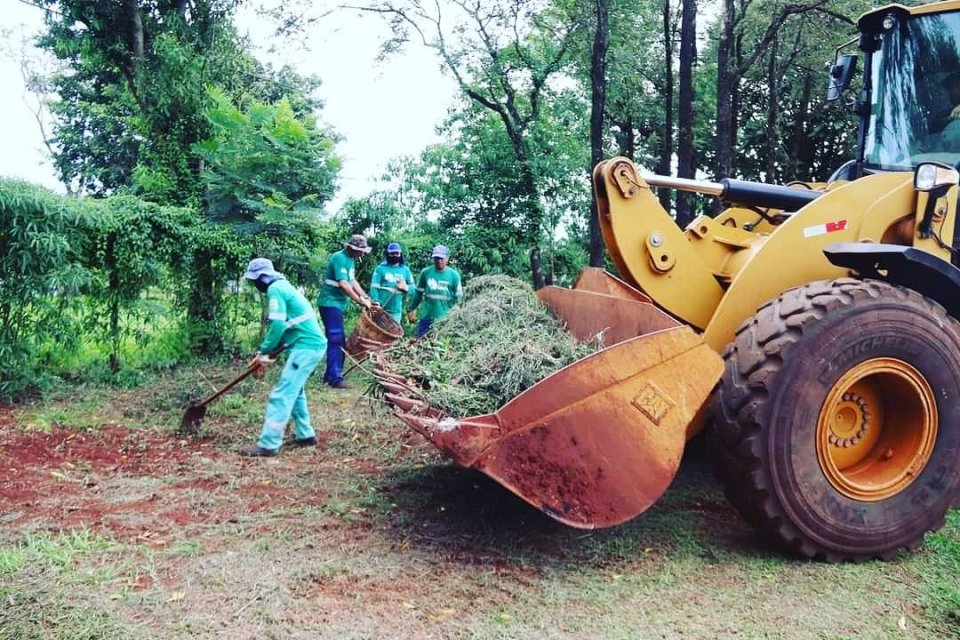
{"left": 0, "top": 414, "right": 331, "bottom": 542}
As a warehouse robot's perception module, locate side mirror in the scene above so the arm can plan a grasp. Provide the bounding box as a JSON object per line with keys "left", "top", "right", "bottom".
{"left": 827, "top": 54, "right": 857, "bottom": 102}
{"left": 914, "top": 162, "right": 960, "bottom": 192}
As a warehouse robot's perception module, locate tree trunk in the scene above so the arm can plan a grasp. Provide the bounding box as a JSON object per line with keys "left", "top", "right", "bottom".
{"left": 109, "top": 298, "right": 120, "bottom": 373}
{"left": 109, "top": 292, "right": 121, "bottom": 373}
{"left": 530, "top": 247, "right": 546, "bottom": 290}
{"left": 588, "top": 0, "right": 610, "bottom": 267}
{"left": 614, "top": 118, "right": 636, "bottom": 159}
{"left": 518, "top": 161, "right": 546, "bottom": 239}
{"left": 764, "top": 36, "right": 780, "bottom": 182}
{"left": 657, "top": 0, "right": 675, "bottom": 213}
{"left": 676, "top": 0, "right": 697, "bottom": 228}
{"left": 788, "top": 72, "right": 813, "bottom": 180}
{"left": 715, "top": 0, "right": 735, "bottom": 185}
{"left": 187, "top": 248, "right": 224, "bottom": 355}
{"left": 126, "top": 0, "right": 144, "bottom": 60}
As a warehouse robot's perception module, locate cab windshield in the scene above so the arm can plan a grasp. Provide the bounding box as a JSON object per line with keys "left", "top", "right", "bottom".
{"left": 864, "top": 10, "right": 960, "bottom": 170}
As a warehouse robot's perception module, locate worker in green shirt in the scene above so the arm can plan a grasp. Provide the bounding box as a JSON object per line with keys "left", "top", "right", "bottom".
{"left": 239, "top": 258, "right": 327, "bottom": 457}
{"left": 316, "top": 234, "right": 373, "bottom": 389}
{"left": 407, "top": 244, "right": 463, "bottom": 338}
{"left": 370, "top": 242, "right": 415, "bottom": 325}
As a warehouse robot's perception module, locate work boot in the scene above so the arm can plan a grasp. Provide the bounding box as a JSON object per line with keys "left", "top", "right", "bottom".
{"left": 328, "top": 380, "right": 350, "bottom": 390}
{"left": 286, "top": 436, "right": 317, "bottom": 448}
{"left": 239, "top": 444, "right": 278, "bottom": 457}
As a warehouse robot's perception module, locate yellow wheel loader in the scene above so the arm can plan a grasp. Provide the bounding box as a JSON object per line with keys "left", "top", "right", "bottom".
{"left": 375, "top": 0, "right": 960, "bottom": 561}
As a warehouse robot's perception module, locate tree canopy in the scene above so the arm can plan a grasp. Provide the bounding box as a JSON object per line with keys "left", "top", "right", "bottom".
{"left": 0, "top": 0, "right": 905, "bottom": 395}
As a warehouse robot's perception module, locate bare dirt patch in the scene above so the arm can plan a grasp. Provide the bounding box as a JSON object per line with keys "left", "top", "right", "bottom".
{"left": 0, "top": 417, "right": 337, "bottom": 544}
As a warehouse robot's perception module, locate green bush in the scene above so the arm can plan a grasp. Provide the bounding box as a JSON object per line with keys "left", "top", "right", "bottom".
{"left": 0, "top": 180, "right": 90, "bottom": 399}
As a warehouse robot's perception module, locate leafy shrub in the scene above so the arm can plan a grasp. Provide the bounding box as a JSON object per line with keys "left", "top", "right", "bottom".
{"left": 0, "top": 180, "right": 90, "bottom": 399}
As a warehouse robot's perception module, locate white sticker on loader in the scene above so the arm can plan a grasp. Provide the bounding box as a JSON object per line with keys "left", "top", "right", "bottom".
{"left": 803, "top": 219, "right": 847, "bottom": 238}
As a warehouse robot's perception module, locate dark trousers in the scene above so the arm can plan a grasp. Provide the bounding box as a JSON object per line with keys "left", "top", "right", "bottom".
{"left": 319, "top": 306, "right": 345, "bottom": 384}
{"left": 417, "top": 317, "right": 434, "bottom": 339}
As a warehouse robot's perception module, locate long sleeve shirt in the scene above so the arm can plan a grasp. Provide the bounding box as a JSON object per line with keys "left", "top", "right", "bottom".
{"left": 370, "top": 262, "right": 415, "bottom": 316}
{"left": 260, "top": 278, "right": 326, "bottom": 354}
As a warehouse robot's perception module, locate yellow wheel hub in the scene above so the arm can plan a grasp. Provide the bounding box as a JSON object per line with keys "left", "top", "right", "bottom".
{"left": 816, "top": 358, "right": 937, "bottom": 501}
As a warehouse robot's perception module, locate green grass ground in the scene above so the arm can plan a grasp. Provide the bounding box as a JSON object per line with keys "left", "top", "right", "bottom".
{"left": 0, "top": 362, "right": 957, "bottom": 639}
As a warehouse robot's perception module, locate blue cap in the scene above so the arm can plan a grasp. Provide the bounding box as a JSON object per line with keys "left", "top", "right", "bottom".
{"left": 431, "top": 245, "right": 450, "bottom": 259}
{"left": 386, "top": 242, "right": 402, "bottom": 253}
{"left": 243, "top": 258, "right": 282, "bottom": 280}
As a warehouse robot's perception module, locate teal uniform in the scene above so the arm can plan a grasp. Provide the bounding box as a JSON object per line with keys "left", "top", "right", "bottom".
{"left": 370, "top": 262, "right": 415, "bottom": 323}
{"left": 316, "top": 249, "right": 358, "bottom": 386}
{"left": 316, "top": 250, "right": 356, "bottom": 310}
{"left": 408, "top": 266, "right": 463, "bottom": 337}
{"left": 256, "top": 278, "right": 326, "bottom": 452}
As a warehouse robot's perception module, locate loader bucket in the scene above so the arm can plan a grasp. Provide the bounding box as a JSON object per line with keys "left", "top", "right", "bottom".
{"left": 375, "top": 326, "right": 724, "bottom": 528}
{"left": 536, "top": 286, "right": 681, "bottom": 346}
{"left": 570, "top": 267, "right": 653, "bottom": 302}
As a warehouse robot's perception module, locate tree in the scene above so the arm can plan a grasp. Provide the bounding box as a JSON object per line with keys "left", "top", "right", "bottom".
{"left": 195, "top": 88, "right": 342, "bottom": 272}
{"left": 705, "top": 0, "right": 868, "bottom": 183}
{"left": 596, "top": 0, "right": 681, "bottom": 207}
{"left": 35, "top": 0, "right": 237, "bottom": 201}
{"left": 675, "top": 0, "right": 697, "bottom": 226}
{"left": 713, "top": 0, "right": 837, "bottom": 184}
{"left": 0, "top": 180, "right": 89, "bottom": 398}
{"left": 355, "top": 0, "right": 588, "bottom": 259}
{"left": 35, "top": 0, "right": 342, "bottom": 354}
{"left": 587, "top": 0, "right": 609, "bottom": 266}
{"left": 657, "top": 0, "right": 678, "bottom": 213}
{"left": 351, "top": 87, "right": 591, "bottom": 285}
{"left": 1, "top": 27, "right": 63, "bottom": 188}
{"left": 82, "top": 197, "right": 195, "bottom": 371}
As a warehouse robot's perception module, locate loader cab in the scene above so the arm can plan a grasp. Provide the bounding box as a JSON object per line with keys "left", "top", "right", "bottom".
{"left": 854, "top": 6, "right": 960, "bottom": 173}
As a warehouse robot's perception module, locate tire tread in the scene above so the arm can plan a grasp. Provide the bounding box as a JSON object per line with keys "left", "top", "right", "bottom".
{"left": 711, "top": 278, "right": 959, "bottom": 561}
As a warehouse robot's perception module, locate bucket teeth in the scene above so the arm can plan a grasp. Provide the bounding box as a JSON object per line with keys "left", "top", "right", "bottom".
{"left": 384, "top": 392, "right": 433, "bottom": 415}
{"left": 379, "top": 380, "right": 421, "bottom": 396}
{"left": 374, "top": 343, "right": 500, "bottom": 465}
{"left": 375, "top": 370, "right": 411, "bottom": 385}
{"left": 393, "top": 412, "right": 501, "bottom": 464}
{"left": 394, "top": 411, "right": 433, "bottom": 436}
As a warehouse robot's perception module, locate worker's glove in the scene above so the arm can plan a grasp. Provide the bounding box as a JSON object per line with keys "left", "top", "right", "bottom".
{"left": 396, "top": 281, "right": 408, "bottom": 293}
{"left": 359, "top": 296, "right": 373, "bottom": 309}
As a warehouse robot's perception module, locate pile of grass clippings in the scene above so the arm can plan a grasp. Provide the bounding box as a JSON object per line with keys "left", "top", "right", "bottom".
{"left": 388, "top": 275, "right": 599, "bottom": 417}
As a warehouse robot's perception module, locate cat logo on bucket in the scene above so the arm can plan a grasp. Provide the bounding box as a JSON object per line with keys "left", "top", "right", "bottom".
{"left": 631, "top": 382, "right": 674, "bottom": 425}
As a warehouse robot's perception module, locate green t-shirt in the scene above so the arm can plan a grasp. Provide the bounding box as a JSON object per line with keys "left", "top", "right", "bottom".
{"left": 316, "top": 250, "right": 356, "bottom": 310}
{"left": 259, "top": 278, "right": 326, "bottom": 353}
{"left": 408, "top": 265, "right": 463, "bottom": 321}
{"left": 370, "top": 262, "right": 415, "bottom": 316}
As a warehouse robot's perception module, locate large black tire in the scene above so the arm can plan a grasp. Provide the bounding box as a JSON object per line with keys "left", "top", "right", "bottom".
{"left": 712, "top": 278, "right": 960, "bottom": 561}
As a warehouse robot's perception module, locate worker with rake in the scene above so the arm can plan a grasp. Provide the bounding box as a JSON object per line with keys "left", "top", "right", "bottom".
{"left": 239, "top": 258, "right": 326, "bottom": 457}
